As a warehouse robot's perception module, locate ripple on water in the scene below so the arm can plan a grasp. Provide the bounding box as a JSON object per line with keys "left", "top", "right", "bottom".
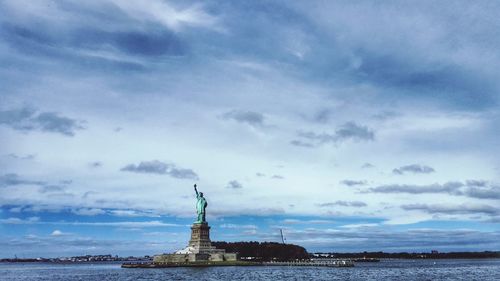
{"left": 0, "top": 259, "right": 499, "bottom": 281}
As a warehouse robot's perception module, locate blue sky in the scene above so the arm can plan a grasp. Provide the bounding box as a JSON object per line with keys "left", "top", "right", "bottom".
{"left": 1, "top": 0, "right": 500, "bottom": 258}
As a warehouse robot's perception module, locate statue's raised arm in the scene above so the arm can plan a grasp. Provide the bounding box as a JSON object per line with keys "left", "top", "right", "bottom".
{"left": 194, "top": 184, "right": 199, "bottom": 197}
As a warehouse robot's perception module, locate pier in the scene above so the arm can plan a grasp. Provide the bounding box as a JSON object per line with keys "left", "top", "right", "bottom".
{"left": 122, "top": 259, "right": 355, "bottom": 268}
{"left": 264, "top": 259, "right": 354, "bottom": 267}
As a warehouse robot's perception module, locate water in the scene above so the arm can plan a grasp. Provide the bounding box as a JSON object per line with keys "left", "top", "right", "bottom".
{"left": 0, "top": 259, "right": 499, "bottom": 281}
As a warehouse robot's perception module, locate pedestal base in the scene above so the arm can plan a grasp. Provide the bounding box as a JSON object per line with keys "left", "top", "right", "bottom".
{"left": 188, "top": 222, "right": 214, "bottom": 253}
{"left": 153, "top": 222, "right": 237, "bottom": 264}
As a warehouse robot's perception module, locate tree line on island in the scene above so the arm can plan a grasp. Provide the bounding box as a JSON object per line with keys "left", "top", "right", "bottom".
{"left": 212, "top": 241, "right": 500, "bottom": 261}
{"left": 212, "top": 241, "right": 309, "bottom": 261}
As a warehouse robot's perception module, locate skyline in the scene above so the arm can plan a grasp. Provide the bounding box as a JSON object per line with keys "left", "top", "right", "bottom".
{"left": 1, "top": 0, "right": 500, "bottom": 257}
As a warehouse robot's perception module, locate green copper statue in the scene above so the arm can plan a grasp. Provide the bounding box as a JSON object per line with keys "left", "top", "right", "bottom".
{"left": 194, "top": 184, "right": 207, "bottom": 223}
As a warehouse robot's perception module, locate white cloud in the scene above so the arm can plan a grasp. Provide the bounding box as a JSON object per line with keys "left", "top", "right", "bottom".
{"left": 339, "top": 223, "right": 379, "bottom": 229}
{"left": 51, "top": 229, "right": 64, "bottom": 236}
{"left": 219, "top": 224, "right": 258, "bottom": 230}
{"left": 27, "top": 216, "right": 40, "bottom": 222}
{"left": 0, "top": 217, "right": 29, "bottom": 224}
{"left": 109, "top": 210, "right": 159, "bottom": 217}
{"left": 66, "top": 220, "right": 182, "bottom": 228}
{"left": 0, "top": 217, "right": 39, "bottom": 224}
{"left": 108, "top": 0, "right": 219, "bottom": 32}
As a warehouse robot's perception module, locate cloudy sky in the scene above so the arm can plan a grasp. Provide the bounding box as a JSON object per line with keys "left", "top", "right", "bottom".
{"left": 1, "top": 0, "right": 500, "bottom": 257}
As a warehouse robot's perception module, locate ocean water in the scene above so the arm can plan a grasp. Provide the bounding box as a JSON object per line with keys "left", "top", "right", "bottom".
{"left": 0, "top": 259, "right": 499, "bottom": 281}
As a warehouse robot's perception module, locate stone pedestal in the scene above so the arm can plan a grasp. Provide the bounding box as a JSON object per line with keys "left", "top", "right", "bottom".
{"left": 153, "top": 222, "right": 238, "bottom": 264}
{"left": 188, "top": 222, "right": 214, "bottom": 253}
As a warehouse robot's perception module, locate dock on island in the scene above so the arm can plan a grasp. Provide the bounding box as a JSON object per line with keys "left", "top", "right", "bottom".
{"left": 122, "top": 259, "right": 354, "bottom": 268}
{"left": 264, "top": 259, "right": 354, "bottom": 267}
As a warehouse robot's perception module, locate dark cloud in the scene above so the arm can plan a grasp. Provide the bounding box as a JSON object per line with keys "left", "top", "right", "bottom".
{"left": 340, "top": 180, "right": 367, "bottom": 186}
{"left": 466, "top": 180, "right": 488, "bottom": 187}
{"left": 221, "top": 110, "right": 265, "bottom": 127}
{"left": 108, "top": 31, "right": 186, "bottom": 57}
{"left": 372, "top": 111, "right": 401, "bottom": 121}
{"left": 393, "top": 164, "right": 435, "bottom": 175}
{"left": 318, "top": 201, "right": 367, "bottom": 207}
{"left": 226, "top": 180, "right": 243, "bottom": 189}
{"left": 254, "top": 173, "right": 283, "bottom": 179}
{"left": 89, "top": 161, "right": 102, "bottom": 168}
{"left": 353, "top": 50, "right": 497, "bottom": 110}
{"left": 168, "top": 167, "right": 199, "bottom": 180}
{"left": 289, "top": 140, "right": 314, "bottom": 148}
{"left": 38, "top": 185, "right": 65, "bottom": 193}
{"left": 367, "top": 182, "right": 464, "bottom": 195}
{"left": 0, "top": 173, "right": 45, "bottom": 187}
{"left": 292, "top": 122, "right": 374, "bottom": 147}
{"left": 0, "top": 106, "right": 85, "bottom": 136}
{"left": 35, "top": 112, "right": 85, "bottom": 136}
{"left": 0, "top": 107, "right": 37, "bottom": 131}
{"left": 335, "top": 122, "right": 375, "bottom": 141}
{"left": 0, "top": 0, "right": 220, "bottom": 92}
{"left": 121, "top": 160, "right": 199, "bottom": 180}
{"left": 281, "top": 1, "right": 500, "bottom": 112}
{"left": 401, "top": 203, "right": 500, "bottom": 216}
{"left": 71, "top": 208, "right": 106, "bottom": 216}
{"left": 1, "top": 12, "right": 187, "bottom": 58}
{"left": 5, "top": 153, "right": 35, "bottom": 160}
{"left": 366, "top": 180, "right": 500, "bottom": 201}
{"left": 464, "top": 185, "right": 500, "bottom": 200}
{"left": 312, "top": 109, "right": 334, "bottom": 123}
{"left": 0, "top": 174, "right": 72, "bottom": 198}
{"left": 121, "top": 161, "right": 169, "bottom": 174}
{"left": 361, "top": 163, "right": 375, "bottom": 169}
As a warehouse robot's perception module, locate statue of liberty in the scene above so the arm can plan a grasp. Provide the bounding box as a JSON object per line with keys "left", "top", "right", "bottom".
{"left": 194, "top": 184, "right": 207, "bottom": 223}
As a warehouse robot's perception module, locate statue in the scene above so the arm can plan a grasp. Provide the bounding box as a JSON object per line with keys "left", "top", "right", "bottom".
{"left": 194, "top": 184, "right": 207, "bottom": 223}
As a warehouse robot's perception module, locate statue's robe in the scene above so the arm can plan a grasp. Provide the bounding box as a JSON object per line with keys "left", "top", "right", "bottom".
{"left": 196, "top": 195, "right": 207, "bottom": 222}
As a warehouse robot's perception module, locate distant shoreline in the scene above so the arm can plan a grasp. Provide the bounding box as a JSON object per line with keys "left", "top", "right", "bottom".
{"left": 312, "top": 251, "right": 500, "bottom": 260}
{"left": 1, "top": 251, "right": 499, "bottom": 263}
